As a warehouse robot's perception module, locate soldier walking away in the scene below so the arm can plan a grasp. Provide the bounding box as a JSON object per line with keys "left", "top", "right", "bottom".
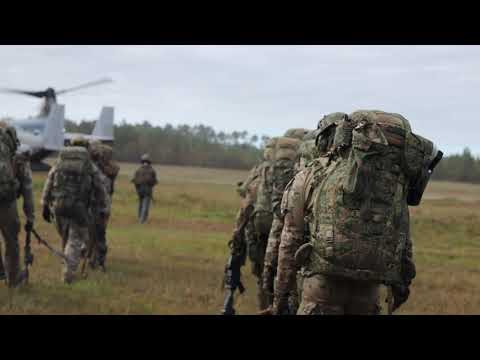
{"left": 222, "top": 130, "right": 308, "bottom": 314}
{"left": 221, "top": 158, "right": 264, "bottom": 314}
{"left": 41, "top": 137, "right": 109, "bottom": 284}
{"left": 132, "top": 154, "right": 158, "bottom": 224}
{"left": 0, "top": 122, "right": 33, "bottom": 287}
{"left": 261, "top": 128, "right": 315, "bottom": 314}
{"left": 88, "top": 141, "right": 119, "bottom": 272}
{"left": 270, "top": 111, "right": 442, "bottom": 315}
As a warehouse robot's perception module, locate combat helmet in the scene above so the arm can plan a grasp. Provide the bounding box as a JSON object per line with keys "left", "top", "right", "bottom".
{"left": 263, "top": 138, "right": 276, "bottom": 161}
{"left": 315, "top": 112, "right": 347, "bottom": 155}
{"left": 0, "top": 120, "right": 20, "bottom": 153}
{"left": 284, "top": 128, "right": 309, "bottom": 140}
{"left": 70, "top": 136, "right": 90, "bottom": 149}
{"left": 141, "top": 153, "right": 151, "bottom": 164}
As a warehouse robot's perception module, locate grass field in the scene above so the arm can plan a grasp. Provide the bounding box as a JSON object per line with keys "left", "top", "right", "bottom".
{"left": 0, "top": 163, "right": 479, "bottom": 314}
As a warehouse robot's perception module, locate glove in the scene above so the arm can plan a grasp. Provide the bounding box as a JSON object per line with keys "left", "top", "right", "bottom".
{"left": 42, "top": 206, "right": 52, "bottom": 223}
{"left": 24, "top": 221, "right": 33, "bottom": 233}
{"left": 391, "top": 284, "right": 410, "bottom": 312}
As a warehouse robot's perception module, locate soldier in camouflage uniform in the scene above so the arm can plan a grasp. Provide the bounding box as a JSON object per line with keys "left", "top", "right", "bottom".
{"left": 271, "top": 111, "right": 439, "bottom": 315}
{"left": 0, "top": 122, "right": 33, "bottom": 287}
{"left": 249, "top": 129, "right": 308, "bottom": 311}
{"left": 261, "top": 128, "right": 316, "bottom": 313}
{"left": 132, "top": 154, "right": 158, "bottom": 224}
{"left": 88, "top": 141, "right": 119, "bottom": 271}
{"left": 229, "top": 160, "right": 264, "bottom": 263}
{"left": 220, "top": 155, "right": 269, "bottom": 315}
{"left": 41, "top": 137, "right": 109, "bottom": 284}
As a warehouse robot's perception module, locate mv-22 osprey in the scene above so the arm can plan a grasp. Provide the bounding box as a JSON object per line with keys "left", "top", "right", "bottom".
{"left": 0, "top": 78, "right": 115, "bottom": 170}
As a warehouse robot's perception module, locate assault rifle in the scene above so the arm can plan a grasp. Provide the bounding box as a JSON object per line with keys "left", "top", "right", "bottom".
{"left": 31, "top": 228, "right": 69, "bottom": 262}
{"left": 24, "top": 227, "right": 34, "bottom": 284}
{"left": 220, "top": 205, "right": 252, "bottom": 315}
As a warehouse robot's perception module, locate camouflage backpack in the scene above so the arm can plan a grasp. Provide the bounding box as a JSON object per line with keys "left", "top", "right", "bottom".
{"left": 51, "top": 147, "right": 94, "bottom": 222}
{"left": 0, "top": 123, "right": 19, "bottom": 204}
{"left": 253, "top": 140, "right": 276, "bottom": 237}
{"left": 296, "top": 130, "right": 319, "bottom": 171}
{"left": 300, "top": 110, "right": 441, "bottom": 286}
{"left": 284, "top": 128, "right": 309, "bottom": 140}
{"left": 90, "top": 143, "right": 120, "bottom": 180}
{"left": 272, "top": 136, "right": 302, "bottom": 200}
{"left": 254, "top": 136, "right": 302, "bottom": 234}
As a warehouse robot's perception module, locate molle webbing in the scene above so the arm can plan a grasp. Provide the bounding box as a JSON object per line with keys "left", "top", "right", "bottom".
{"left": 307, "top": 111, "right": 411, "bottom": 284}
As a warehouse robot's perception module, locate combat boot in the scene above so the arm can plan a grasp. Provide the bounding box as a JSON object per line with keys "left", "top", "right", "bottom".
{"left": 88, "top": 257, "right": 98, "bottom": 270}
{"left": 8, "top": 269, "right": 27, "bottom": 288}
{"left": 63, "top": 271, "right": 76, "bottom": 285}
{"left": 99, "top": 261, "right": 107, "bottom": 273}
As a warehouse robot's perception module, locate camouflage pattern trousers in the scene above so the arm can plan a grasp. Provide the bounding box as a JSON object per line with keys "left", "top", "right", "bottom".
{"left": 297, "top": 274, "right": 381, "bottom": 315}
{"left": 55, "top": 216, "right": 89, "bottom": 283}
{"left": 92, "top": 222, "right": 108, "bottom": 268}
{"left": 246, "top": 211, "right": 273, "bottom": 311}
{"left": 0, "top": 201, "right": 21, "bottom": 287}
{"left": 138, "top": 196, "right": 151, "bottom": 224}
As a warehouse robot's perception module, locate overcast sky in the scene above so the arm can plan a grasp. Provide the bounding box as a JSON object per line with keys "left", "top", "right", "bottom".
{"left": 0, "top": 45, "right": 478, "bottom": 155}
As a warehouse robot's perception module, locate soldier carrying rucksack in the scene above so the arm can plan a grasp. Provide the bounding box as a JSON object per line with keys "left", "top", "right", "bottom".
{"left": 247, "top": 130, "right": 305, "bottom": 312}
{"left": 0, "top": 122, "right": 34, "bottom": 287}
{"left": 221, "top": 148, "right": 270, "bottom": 315}
{"left": 260, "top": 129, "right": 308, "bottom": 312}
{"left": 132, "top": 154, "right": 158, "bottom": 224}
{"left": 41, "top": 136, "right": 109, "bottom": 284}
{"left": 271, "top": 110, "right": 443, "bottom": 315}
{"left": 88, "top": 141, "right": 120, "bottom": 271}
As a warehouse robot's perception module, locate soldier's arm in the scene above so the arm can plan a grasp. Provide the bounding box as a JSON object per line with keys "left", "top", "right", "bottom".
{"left": 238, "top": 164, "right": 260, "bottom": 197}
{"left": 262, "top": 212, "right": 285, "bottom": 295}
{"left": 19, "top": 159, "right": 35, "bottom": 223}
{"left": 131, "top": 168, "right": 138, "bottom": 183}
{"left": 92, "top": 165, "right": 110, "bottom": 217}
{"left": 40, "top": 165, "right": 56, "bottom": 208}
{"left": 273, "top": 170, "right": 308, "bottom": 314}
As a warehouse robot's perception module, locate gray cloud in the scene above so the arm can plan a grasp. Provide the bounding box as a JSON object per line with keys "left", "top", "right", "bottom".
{"left": 0, "top": 45, "right": 478, "bottom": 155}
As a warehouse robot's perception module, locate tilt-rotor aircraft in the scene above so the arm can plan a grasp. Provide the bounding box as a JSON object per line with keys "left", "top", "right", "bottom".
{"left": 0, "top": 78, "right": 115, "bottom": 170}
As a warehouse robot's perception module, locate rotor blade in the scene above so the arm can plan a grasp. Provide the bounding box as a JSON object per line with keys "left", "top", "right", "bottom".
{"left": 56, "top": 77, "right": 113, "bottom": 95}
{"left": 0, "top": 89, "right": 47, "bottom": 98}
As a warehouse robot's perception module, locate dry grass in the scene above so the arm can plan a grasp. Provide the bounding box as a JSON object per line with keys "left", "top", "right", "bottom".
{"left": 0, "top": 165, "right": 478, "bottom": 314}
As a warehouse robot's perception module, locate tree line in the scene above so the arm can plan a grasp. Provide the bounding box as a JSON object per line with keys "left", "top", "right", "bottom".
{"left": 65, "top": 120, "right": 266, "bottom": 170}
{"left": 65, "top": 120, "right": 480, "bottom": 183}
{"left": 431, "top": 148, "right": 480, "bottom": 184}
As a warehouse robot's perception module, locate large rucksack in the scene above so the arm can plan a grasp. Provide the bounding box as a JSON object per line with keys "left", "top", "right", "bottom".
{"left": 52, "top": 147, "right": 93, "bottom": 222}
{"left": 0, "top": 125, "right": 19, "bottom": 204}
{"left": 303, "top": 110, "right": 441, "bottom": 285}
{"left": 273, "top": 136, "right": 302, "bottom": 188}
{"left": 90, "top": 144, "right": 119, "bottom": 177}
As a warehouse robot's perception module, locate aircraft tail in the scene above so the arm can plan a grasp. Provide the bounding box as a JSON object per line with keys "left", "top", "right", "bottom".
{"left": 44, "top": 104, "right": 65, "bottom": 150}
{"left": 92, "top": 106, "right": 114, "bottom": 140}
